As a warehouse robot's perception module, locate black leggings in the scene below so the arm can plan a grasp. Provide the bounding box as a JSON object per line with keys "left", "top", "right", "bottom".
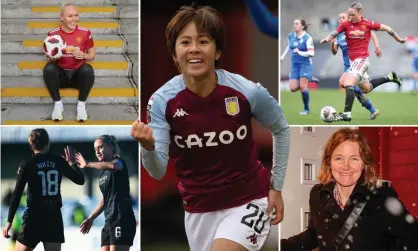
{"left": 43, "top": 63, "right": 95, "bottom": 101}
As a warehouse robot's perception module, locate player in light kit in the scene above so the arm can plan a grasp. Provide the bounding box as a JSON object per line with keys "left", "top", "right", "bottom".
{"left": 281, "top": 19, "right": 314, "bottom": 115}
{"left": 2, "top": 128, "right": 85, "bottom": 251}
{"left": 131, "top": 4, "right": 290, "bottom": 251}
{"left": 412, "top": 40, "right": 418, "bottom": 93}
{"left": 331, "top": 12, "right": 381, "bottom": 120}
{"left": 77, "top": 135, "right": 136, "bottom": 251}
{"left": 320, "top": 2, "right": 406, "bottom": 121}
{"left": 244, "top": 0, "right": 278, "bottom": 38}
{"left": 43, "top": 3, "right": 96, "bottom": 122}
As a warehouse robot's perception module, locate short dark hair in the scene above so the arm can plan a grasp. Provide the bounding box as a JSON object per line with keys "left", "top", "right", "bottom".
{"left": 166, "top": 4, "right": 226, "bottom": 67}
{"left": 28, "top": 128, "right": 49, "bottom": 151}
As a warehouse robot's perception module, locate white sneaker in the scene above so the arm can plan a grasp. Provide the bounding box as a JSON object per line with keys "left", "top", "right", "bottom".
{"left": 76, "top": 102, "right": 88, "bottom": 121}
{"left": 52, "top": 102, "right": 64, "bottom": 121}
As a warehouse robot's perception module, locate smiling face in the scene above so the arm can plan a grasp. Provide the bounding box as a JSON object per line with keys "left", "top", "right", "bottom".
{"left": 330, "top": 140, "right": 364, "bottom": 188}
{"left": 60, "top": 5, "right": 79, "bottom": 32}
{"left": 94, "top": 139, "right": 113, "bottom": 162}
{"left": 173, "top": 22, "right": 221, "bottom": 80}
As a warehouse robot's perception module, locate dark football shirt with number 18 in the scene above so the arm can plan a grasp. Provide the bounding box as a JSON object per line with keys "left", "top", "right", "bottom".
{"left": 7, "top": 153, "right": 85, "bottom": 223}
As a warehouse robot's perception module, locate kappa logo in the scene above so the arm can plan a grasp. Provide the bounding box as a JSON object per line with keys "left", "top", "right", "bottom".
{"left": 246, "top": 233, "right": 258, "bottom": 245}
{"left": 225, "top": 96, "right": 240, "bottom": 116}
{"left": 173, "top": 108, "right": 189, "bottom": 117}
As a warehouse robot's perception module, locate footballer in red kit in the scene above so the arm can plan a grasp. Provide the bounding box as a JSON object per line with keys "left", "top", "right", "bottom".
{"left": 48, "top": 25, "right": 94, "bottom": 70}
{"left": 335, "top": 18, "right": 381, "bottom": 61}
{"left": 132, "top": 4, "right": 290, "bottom": 251}
{"left": 43, "top": 3, "right": 96, "bottom": 122}
{"left": 320, "top": 2, "right": 406, "bottom": 122}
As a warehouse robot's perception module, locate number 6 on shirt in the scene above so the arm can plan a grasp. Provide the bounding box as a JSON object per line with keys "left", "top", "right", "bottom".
{"left": 115, "top": 226, "right": 122, "bottom": 238}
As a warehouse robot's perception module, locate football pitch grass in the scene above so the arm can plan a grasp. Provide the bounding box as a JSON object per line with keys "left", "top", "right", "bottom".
{"left": 280, "top": 89, "right": 418, "bottom": 125}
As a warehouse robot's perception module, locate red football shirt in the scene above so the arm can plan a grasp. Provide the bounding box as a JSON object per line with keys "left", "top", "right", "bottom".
{"left": 336, "top": 18, "right": 381, "bottom": 61}
{"left": 48, "top": 25, "right": 94, "bottom": 70}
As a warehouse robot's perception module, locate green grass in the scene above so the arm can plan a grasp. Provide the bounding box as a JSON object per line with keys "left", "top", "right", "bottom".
{"left": 280, "top": 89, "right": 418, "bottom": 125}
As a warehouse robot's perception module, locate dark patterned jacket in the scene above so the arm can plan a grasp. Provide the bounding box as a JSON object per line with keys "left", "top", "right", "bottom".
{"left": 281, "top": 182, "right": 418, "bottom": 251}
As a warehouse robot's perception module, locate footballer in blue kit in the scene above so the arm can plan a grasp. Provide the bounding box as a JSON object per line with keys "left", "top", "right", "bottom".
{"left": 281, "top": 19, "right": 314, "bottom": 115}
{"left": 244, "top": 0, "right": 278, "bottom": 38}
{"left": 412, "top": 42, "right": 418, "bottom": 92}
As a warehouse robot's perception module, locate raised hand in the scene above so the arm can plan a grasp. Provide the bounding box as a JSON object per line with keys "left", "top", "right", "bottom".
{"left": 131, "top": 120, "right": 155, "bottom": 151}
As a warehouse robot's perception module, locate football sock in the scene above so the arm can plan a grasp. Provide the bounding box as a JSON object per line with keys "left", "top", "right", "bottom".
{"left": 353, "top": 85, "right": 375, "bottom": 113}
{"left": 370, "top": 77, "right": 389, "bottom": 89}
{"left": 344, "top": 86, "right": 355, "bottom": 113}
{"left": 301, "top": 90, "right": 310, "bottom": 111}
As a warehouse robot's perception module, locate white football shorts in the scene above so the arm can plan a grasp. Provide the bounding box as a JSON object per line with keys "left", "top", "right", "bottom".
{"left": 184, "top": 197, "right": 271, "bottom": 251}
{"left": 348, "top": 57, "right": 370, "bottom": 84}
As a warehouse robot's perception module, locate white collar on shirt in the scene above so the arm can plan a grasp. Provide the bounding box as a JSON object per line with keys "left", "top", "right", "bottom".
{"left": 295, "top": 31, "right": 306, "bottom": 39}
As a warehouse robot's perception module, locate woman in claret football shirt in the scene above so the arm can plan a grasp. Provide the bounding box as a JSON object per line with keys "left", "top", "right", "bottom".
{"left": 320, "top": 2, "right": 406, "bottom": 122}
{"left": 131, "top": 4, "right": 291, "bottom": 251}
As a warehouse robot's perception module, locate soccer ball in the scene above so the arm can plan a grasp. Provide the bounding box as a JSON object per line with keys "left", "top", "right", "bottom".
{"left": 43, "top": 35, "right": 67, "bottom": 59}
{"left": 320, "top": 106, "right": 337, "bottom": 123}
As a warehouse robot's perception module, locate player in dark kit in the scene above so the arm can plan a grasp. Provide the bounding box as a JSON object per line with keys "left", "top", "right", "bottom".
{"left": 132, "top": 4, "right": 290, "bottom": 251}
{"left": 2, "top": 128, "right": 85, "bottom": 251}
{"left": 77, "top": 135, "right": 136, "bottom": 251}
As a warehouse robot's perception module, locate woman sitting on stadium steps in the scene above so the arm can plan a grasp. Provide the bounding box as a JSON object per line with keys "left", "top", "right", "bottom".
{"left": 43, "top": 3, "right": 96, "bottom": 122}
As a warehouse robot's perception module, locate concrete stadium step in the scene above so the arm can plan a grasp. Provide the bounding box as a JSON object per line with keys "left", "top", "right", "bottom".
{"left": 129, "top": 54, "right": 138, "bottom": 84}
{"left": 2, "top": 54, "right": 131, "bottom": 77}
{"left": 1, "top": 0, "right": 136, "bottom": 5}
{"left": 124, "top": 35, "right": 138, "bottom": 54}
{"left": 1, "top": 5, "right": 139, "bottom": 19}
{"left": 2, "top": 19, "right": 120, "bottom": 35}
{"left": 1, "top": 104, "right": 138, "bottom": 125}
{"left": 1, "top": 76, "right": 138, "bottom": 104}
{"left": 2, "top": 5, "right": 114, "bottom": 19}
{"left": 119, "top": 4, "right": 139, "bottom": 18}
{"left": 2, "top": 35, "right": 126, "bottom": 54}
{"left": 119, "top": 19, "right": 138, "bottom": 35}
